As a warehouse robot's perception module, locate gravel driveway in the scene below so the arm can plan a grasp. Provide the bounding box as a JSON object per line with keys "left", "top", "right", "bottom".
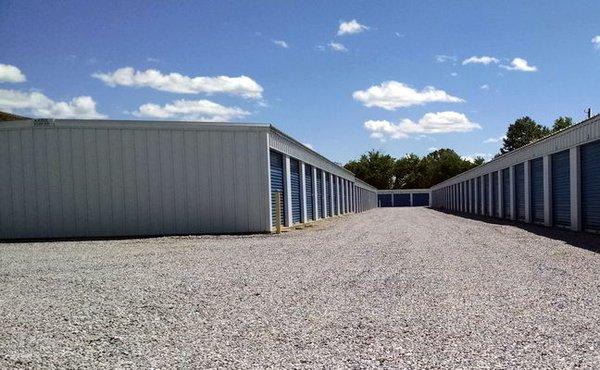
{"left": 1, "top": 208, "right": 600, "bottom": 368}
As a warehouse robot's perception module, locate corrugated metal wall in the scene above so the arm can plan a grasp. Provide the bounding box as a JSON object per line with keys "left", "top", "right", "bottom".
{"left": 0, "top": 121, "right": 271, "bottom": 239}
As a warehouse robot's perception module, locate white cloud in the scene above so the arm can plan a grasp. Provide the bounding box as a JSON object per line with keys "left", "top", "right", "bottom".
{"left": 462, "top": 56, "right": 499, "bottom": 65}
{"left": 480, "top": 84, "right": 490, "bottom": 90}
{"left": 328, "top": 42, "right": 348, "bottom": 52}
{"left": 592, "top": 35, "right": 600, "bottom": 49}
{"left": 483, "top": 135, "right": 506, "bottom": 143}
{"left": 133, "top": 99, "right": 250, "bottom": 122}
{"left": 337, "top": 19, "right": 369, "bottom": 36}
{"left": 462, "top": 153, "right": 492, "bottom": 162}
{"left": 0, "top": 89, "right": 105, "bottom": 119}
{"left": 273, "top": 40, "right": 289, "bottom": 48}
{"left": 92, "top": 67, "right": 263, "bottom": 99}
{"left": 450, "top": 72, "right": 458, "bottom": 77}
{"left": 500, "top": 58, "right": 537, "bottom": 72}
{"left": 364, "top": 111, "right": 481, "bottom": 140}
{"left": 353, "top": 81, "right": 464, "bottom": 110}
{"left": 435, "top": 55, "right": 457, "bottom": 63}
{"left": 0, "top": 64, "right": 26, "bottom": 83}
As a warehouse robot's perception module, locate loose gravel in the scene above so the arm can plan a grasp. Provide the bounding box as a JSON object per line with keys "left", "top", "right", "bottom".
{"left": 1, "top": 208, "right": 600, "bottom": 368}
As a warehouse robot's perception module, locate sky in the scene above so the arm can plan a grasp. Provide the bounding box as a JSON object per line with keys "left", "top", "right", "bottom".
{"left": 1, "top": 1, "right": 599, "bottom": 164}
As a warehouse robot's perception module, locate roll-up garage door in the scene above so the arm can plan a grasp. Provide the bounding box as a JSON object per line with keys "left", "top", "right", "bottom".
{"left": 492, "top": 172, "right": 499, "bottom": 217}
{"left": 461, "top": 182, "right": 466, "bottom": 212}
{"left": 470, "top": 179, "right": 475, "bottom": 213}
{"left": 394, "top": 193, "right": 411, "bottom": 206}
{"left": 290, "top": 158, "right": 302, "bottom": 224}
{"left": 326, "top": 173, "right": 333, "bottom": 217}
{"left": 502, "top": 168, "right": 510, "bottom": 218}
{"left": 316, "top": 169, "right": 323, "bottom": 219}
{"left": 413, "top": 193, "right": 429, "bottom": 206}
{"left": 270, "top": 150, "right": 285, "bottom": 227}
{"left": 515, "top": 163, "right": 525, "bottom": 221}
{"left": 305, "top": 164, "right": 314, "bottom": 221}
{"left": 552, "top": 150, "right": 570, "bottom": 228}
{"left": 581, "top": 140, "right": 600, "bottom": 232}
{"left": 378, "top": 194, "right": 392, "bottom": 207}
{"left": 483, "top": 174, "right": 489, "bottom": 216}
{"left": 530, "top": 158, "right": 544, "bottom": 224}
{"left": 476, "top": 177, "right": 482, "bottom": 214}
{"left": 333, "top": 176, "right": 339, "bottom": 215}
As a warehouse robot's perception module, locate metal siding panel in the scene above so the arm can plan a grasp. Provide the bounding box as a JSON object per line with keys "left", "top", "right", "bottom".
{"left": 21, "top": 129, "right": 39, "bottom": 237}
{"left": 502, "top": 169, "right": 510, "bottom": 218}
{"left": 270, "top": 150, "right": 285, "bottom": 226}
{"left": 233, "top": 132, "right": 249, "bottom": 232}
{"left": 581, "top": 140, "right": 600, "bottom": 231}
{"left": 476, "top": 177, "right": 482, "bottom": 214}
{"left": 326, "top": 173, "right": 332, "bottom": 216}
{"left": 33, "top": 129, "right": 51, "bottom": 237}
{"left": 122, "top": 130, "right": 139, "bottom": 235}
{"left": 198, "top": 131, "right": 212, "bottom": 232}
{"left": 290, "top": 158, "right": 302, "bottom": 223}
{"left": 83, "top": 129, "right": 101, "bottom": 236}
{"left": 483, "top": 175, "right": 489, "bottom": 216}
{"left": 413, "top": 193, "right": 429, "bottom": 206}
{"left": 221, "top": 132, "right": 236, "bottom": 231}
{"left": 515, "top": 163, "right": 525, "bottom": 220}
{"left": 146, "top": 130, "right": 164, "bottom": 234}
{"left": 492, "top": 172, "right": 499, "bottom": 217}
{"left": 316, "top": 169, "right": 323, "bottom": 218}
{"left": 552, "top": 150, "right": 571, "bottom": 227}
{"left": 304, "top": 164, "right": 314, "bottom": 220}
{"left": 332, "top": 175, "right": 339, "bottom": 214}
{"left": 95, "top": 129, "right": 112, "bottom": 236}
{"left": 209, "top": 131, "right": 223, "bottom": 232}
{"left": 530, "top": 157, "right": 544, "bottom": 223}
{"left": 109, "top": 129, "right": 126, "bottom": 235}
{"left": 135, "top": 130, "right": 152, "bottom": 235}
{"left": 393, "top": 193, "right": 411, "bottom": 207}
{"left": 470, "top": 179, "right": 475, "bottom": 213}
{"left": 378, "top": 193, "right": 392, "bottom": 207}
{"left": 0, "top": 132, "right": 13, "bottom": 238}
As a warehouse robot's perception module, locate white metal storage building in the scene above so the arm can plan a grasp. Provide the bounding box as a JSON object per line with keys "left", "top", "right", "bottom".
{"left": 430, "top": 114, "right": 600, "bottom": 234}
{"left": 0, "top": 118, "right": 377, "bottom": 240}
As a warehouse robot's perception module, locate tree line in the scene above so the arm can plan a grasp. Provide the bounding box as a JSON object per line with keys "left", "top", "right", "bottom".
{"left": 345, "top": 116, "right": 574, "bottom": 190}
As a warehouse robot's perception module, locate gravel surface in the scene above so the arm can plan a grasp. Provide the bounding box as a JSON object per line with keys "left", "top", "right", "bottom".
{"left": 1, "top": 207, "right": 600, "bottom": 368}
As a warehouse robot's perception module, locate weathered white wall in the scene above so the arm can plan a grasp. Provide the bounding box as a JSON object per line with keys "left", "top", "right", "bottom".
{"left": 0, "top": 120, "right": 271, "bottom": 239}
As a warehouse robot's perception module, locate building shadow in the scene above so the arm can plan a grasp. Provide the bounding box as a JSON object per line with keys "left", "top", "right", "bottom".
{"left": 432, "top": 208, "right": 600, "bottom": 253}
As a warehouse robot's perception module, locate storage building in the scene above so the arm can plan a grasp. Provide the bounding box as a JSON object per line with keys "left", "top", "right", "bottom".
{"left": 0, "top": 118, "right": 377, "bottom": 240}
{"left": 430, "top": 114, "right": 600, "bottom": 233}
{"left": 377, "top": 189, "right": 431, "bottom": 207}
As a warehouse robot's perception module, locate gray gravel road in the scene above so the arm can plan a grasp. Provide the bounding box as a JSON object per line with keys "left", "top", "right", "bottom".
{"left": 2, "top": 208, "right": 600, "bottom": 368}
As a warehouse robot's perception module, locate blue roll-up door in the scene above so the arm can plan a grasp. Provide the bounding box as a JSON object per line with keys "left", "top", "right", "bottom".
{"left": 581, "top": 140, "right": 600, "bottom": 232}
{"left": 269, "top": 150, "right": 285, "bottom": 226}
{"left": 492, "top": 172, "right": 499, "bottom": 217}
{"left": 461, "top": 182, "right": 466, "bottom": 212}
{"left": 316, "top": 169, "right": 323, "bottom": 219}
{"left": 515, "top": 163, "right": 525, "bottom": 221}
{"left": 552, "top": 150, "right": 570, "bottom": 228}
{"left": 378, "top": 194, "right": 392, "bottom": 207}
{"left": 530, "top": 158, "right": 544, "bottom": 224}
{"left": 290, "top": 158, "right": 302, "bottom": 224}
{"left": 413, "top": 193, "right": 429, "bottom": 206}
{"left": 394, "top": 193, "right": 411, "bottom": 206}
{"left": 326, "top": 173, "right": 332, "bottom": 217}
{"left": 304, "top": 164, "right": 314, "bottom": 221}
{"left": 470, "top": 179, "right": 475, "bottom": 213}
{"left": 502, "top": 168, "right": 510, "bottom": 218}
{"left": 476, "top": 177, "right": 482, "bottom": 214}
{"left": 483, "top": 174, "right": 489, "bottom": 216}
{"left": 332, "top": 176, "right": 339, "bottom": 215}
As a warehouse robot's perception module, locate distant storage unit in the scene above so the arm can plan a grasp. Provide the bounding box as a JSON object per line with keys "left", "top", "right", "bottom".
{"left": 0, "top": 119, "right": 378, "bottom": 240}
{"left": 377, "top": 189, "right": 431, "bottom": 207}
{"left": 430, "top": 114, "right": 600, "bottom": 234}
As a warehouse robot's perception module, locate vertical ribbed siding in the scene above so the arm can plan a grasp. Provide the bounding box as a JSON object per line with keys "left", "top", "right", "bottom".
{"left": 476, "top": 177, "right": 482, "bottom": 214}
{"left": 530, "top": 157, "right": 544, "bottom": 224}
{"left": 581, "top": 140, "right": 600, "bottom": 232}
{"left": 483, "top": 174, "right": 489, "bottom": 216}
{"left": 326, "top": 173, "right": 333, "bottom": 217}
{"left": 515, "top": 163, "right": 525, "bottom": 221}
{"left": 316, "top": 169, "right": 323, "bottom": 218}
{"left": 502, "top": 168, "right": 510, "bottom": 218}
{"left": 492, "top": 172, "right": 499, "bottom": 217}
{"left": 552, "top": 150, "right": 571, "bottom": 228}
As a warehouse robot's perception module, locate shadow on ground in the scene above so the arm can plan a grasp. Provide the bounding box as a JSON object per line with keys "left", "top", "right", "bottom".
{"left": 433, "top": 208, "right": 600, "bottom": 253}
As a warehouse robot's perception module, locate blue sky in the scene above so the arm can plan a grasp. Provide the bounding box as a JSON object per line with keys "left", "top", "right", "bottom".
{"left": 1, "top": 1, "right": 599, "bottom": 163}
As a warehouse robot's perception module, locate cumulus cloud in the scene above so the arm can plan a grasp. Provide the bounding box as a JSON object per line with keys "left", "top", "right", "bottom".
{"left": 133, "top": 99, "right": 250, "bottom": 122}
{"left": 483, "top": 135, "right": 506, "bottom": 143}
{"left": 328, "top": 42, "right": 348, "bottom": 52}
{"left": 500, "top": 58, "right": 537, "bottom": 72}
{"left": 462, "top": 56, "right": 499, "bottom": 65}
{"left": 480, "top": 84, "right": 490, "bottom": 90}
{"left": 0, "top": 64, "right": 26, "bottom": 83}
{"left": 435, "top": 55, "right": 457, "bottom": 63}
{"left": 592, "top": 35, "right": 600, "bottom": 49}
{"left": 92, "top": 67, "right": 263, "bottom": 99}
{"left": 0, "top": 89, "right": 105, "bottom": 119}
{"left": 273, "top": 40, "right": 289, "bottom": 48}
{"left": 337, "top": 19, "right": 369, "bottom": 35}
{"left": 364, "top": 111, "right": 481, "bottom": 141}
{"left": 353, "top": 81, "right": 464, "bottom": 110}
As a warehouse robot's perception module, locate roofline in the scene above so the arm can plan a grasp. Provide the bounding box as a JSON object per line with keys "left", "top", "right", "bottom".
{"left": 432, "top": 113, "right": 600, "bottom": 188}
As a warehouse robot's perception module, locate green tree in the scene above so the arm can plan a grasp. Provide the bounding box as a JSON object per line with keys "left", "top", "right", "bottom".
{"left": 551, "top": 116, "right": 573, "bottom": 132}
{"left": 472, "top": 156, "right": 486, "bottom": 166}
{"left": 500, "top": 116, "right": 549, "bottom": 154}
{"left": 344, "top": 150, "right": 396, "bottom": 189}
{"left": 421, "top": 149, "right": 477, "bottom": 187}
{"left": 394, "top": 154, "right": 424, "bottom": 189}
